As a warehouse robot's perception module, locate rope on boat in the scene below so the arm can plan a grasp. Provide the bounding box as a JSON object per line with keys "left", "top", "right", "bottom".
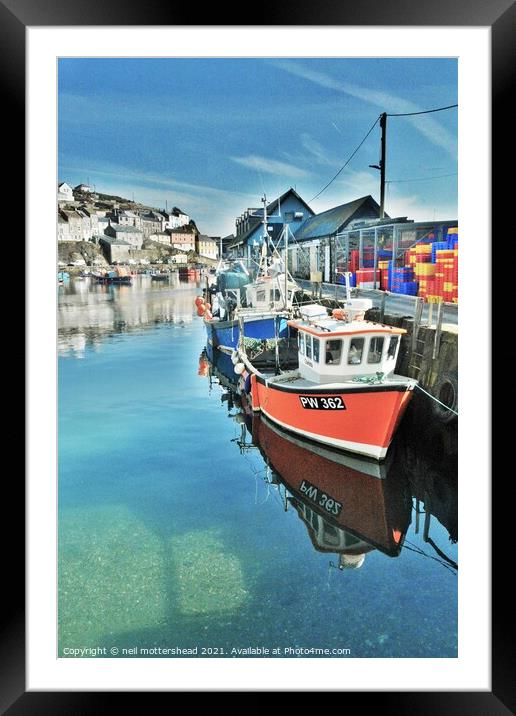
{"left": 352, "top": 372, "right": 385, "bottom": 384}
{"left": 415, "top": 383, "right": 458, "bottom": 416}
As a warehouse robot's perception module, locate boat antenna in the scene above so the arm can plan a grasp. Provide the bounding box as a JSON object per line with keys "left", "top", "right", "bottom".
{"left": 284, "top": 222, "right": 289, "bottom": 309}
{"left": 344, "top": 271, "right": 352, "bottom": 301}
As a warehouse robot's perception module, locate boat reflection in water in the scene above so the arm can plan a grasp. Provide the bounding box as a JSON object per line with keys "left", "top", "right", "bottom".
{"left": 251, "top": 412, "right": 412, "bottom": 567}
{"left": 208, "top": 366, "right": 457, "bottom": 574}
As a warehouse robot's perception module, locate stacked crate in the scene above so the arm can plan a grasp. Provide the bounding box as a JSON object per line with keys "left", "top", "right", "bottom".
{"left": 365, "top": 227, "right": 458, "bottom": 303}
{"left": 391, "top": 266, "right": 418, "bottom": 295}
{"left": 378, "top": 260, "right": 390, "bottom": 290}
{"left": 355, "top": 268, "right": 381, "bottom": 288}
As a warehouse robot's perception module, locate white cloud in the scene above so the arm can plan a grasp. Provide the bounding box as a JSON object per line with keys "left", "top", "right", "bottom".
{"left": 272, "top": 60, "right": 457, "bottom": 158}
{"left": 230, "top": 154, "right": 312, "bottom": 179}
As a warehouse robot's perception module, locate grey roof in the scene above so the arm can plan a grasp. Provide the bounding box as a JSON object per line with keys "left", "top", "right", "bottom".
{"left": 108, "top": 224, "right": 143, "bottom": 233}
{"left": 292, "top": 195, "right": 384, "bottom": 242}
{"left": 100, "top": 236, "right": 132, "bottom": 246}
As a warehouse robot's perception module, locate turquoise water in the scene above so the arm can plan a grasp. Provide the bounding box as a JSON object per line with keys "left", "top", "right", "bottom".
{"left": 58, "top": 277, "right": 457, "bottom": 658}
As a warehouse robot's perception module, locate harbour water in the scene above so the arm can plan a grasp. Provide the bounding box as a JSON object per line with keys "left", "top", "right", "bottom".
{"left": 58, "top": 275, "right": 458, "bottom": 658}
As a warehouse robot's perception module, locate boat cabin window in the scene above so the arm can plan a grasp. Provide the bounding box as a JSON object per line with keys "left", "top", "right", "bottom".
{"left": 322, "top": 522, "right": 341, "bottom": 547}
{"left": 313, "top": 337, "right": 320, "bottom": 362}
{"left": 347, "top": 337, "right": 364, "bottom": 365}
{"left": 325, "top": 339, "right": 342, "bottom": 364}
{"left": 298, "top": 332, "right": 305, "bottom": 355}
{"left": 256, "top": 289, "right": 266, "bottom": 303}
{"left": 273, "top": 288, "right": 282, "bottom": 302}
{"left": 306, "top": 335, "right": 312, "bottom": 359}
{"left": 387, "top": 335, "right": 399, "bottom": 359}
{"left": 367, "top": 336, "right": 385, "bottom": 364}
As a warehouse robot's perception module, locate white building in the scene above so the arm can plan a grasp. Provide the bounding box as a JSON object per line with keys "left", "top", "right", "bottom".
{"left": 57, "top": 214, "right": 70, "bottom": 241}
{"left": 196, "top": 235, "right": 218, "bottom": 260}
{"left": 59, "top": 209, "right": 83, "bottom": 241}
{"left": 58, "top": 182, "right": 74, "bottom": 203}
{"left": 167, "top": 207, "right": 190, "bottom": 229}
{"left": 149, "top": 232, "right": 172, "bottom": 245}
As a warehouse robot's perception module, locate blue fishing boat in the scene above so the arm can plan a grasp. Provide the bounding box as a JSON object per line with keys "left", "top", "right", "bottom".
{"left": 197, "top": 196, "right": 302, "bottom": 372}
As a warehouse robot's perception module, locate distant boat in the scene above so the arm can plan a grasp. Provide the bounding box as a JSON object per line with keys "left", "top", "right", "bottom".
{"left": 93, "top": 268, "right": 132, "bottom": 285}
{"left": 150, "top": 272, "right": 169, "bottom": 281}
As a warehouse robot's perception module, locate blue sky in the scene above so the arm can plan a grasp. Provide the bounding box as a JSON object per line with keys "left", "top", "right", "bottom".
{"left": 58, "top": 58, "right": 457, "bottom": 236}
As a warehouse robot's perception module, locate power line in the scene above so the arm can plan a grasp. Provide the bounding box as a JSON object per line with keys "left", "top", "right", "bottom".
{"left": 386, "top": 172, "right": 458, "bottom": 184}
{"left": 387, "top": 103, "right": 458, "bottom": 117}
{"left": 310, "top": 115, "right": 380, "bottom": 202}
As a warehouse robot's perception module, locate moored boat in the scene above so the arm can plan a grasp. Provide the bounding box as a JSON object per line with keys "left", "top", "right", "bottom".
{"left": 150, "top": 271, "right": 169, "bottom": 281}
{"left": 242, "top": 297, "right": 416, "bottom": 460}
{"left": 198, "top": 233, "right": 301, "bottom": 369}
{"left": 93, "top": 267, "right": 132, "bottom": 285}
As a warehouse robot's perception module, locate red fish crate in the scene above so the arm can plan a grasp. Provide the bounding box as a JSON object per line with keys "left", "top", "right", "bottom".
{"left": 380, "top": 269, "right": 389, "bottom": 290}
{"left": 356, "top": 269, "right": 380, "bottom": 287}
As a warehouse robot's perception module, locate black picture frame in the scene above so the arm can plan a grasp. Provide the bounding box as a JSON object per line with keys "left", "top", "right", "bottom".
{"left": 7, "top": 0, "right": 507, "bottom": 709}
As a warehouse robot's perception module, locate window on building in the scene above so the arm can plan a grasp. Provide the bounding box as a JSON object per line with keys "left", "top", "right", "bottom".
{"left": 347, "top": 338, "right": 364, "bottom": 365}
{"left": 285, "top": 212, "right": 294, "bottom": 222}
{"left": 368, "top": 336, "right": 385, "bottom": 364}
{"left": 313, "top": 337, "right": 320, "bottom": 362}
{"left": 325, "top": 339, "right": 342, "bottom": 364}
{"left": 387, "top": 335, "right": 399, "bottom": 359}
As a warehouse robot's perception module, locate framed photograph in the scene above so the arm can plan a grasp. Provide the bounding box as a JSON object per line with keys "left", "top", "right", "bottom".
{"left": 7, "top": 0, "right": 506, "bottom": 707}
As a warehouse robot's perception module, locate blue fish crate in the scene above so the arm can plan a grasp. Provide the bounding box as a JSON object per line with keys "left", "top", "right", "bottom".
{"left": 337, "top": 272, "right": 356, "bottom": 286}
{"left": 431, "top": 241, "right": 449, "bottom": 262}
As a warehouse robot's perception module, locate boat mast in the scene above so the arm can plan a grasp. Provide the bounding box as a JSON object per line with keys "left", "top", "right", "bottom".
{"left": 260, "top": 194, "right": 268, "bottom": 275}
{"left": 284, "top": 223, "right": 288, "bottom": 309}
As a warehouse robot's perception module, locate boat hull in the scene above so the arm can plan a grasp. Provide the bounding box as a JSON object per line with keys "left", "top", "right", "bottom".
{"left": 251, "top": 374, "right": 414, "bottom": 460}
{"left": 204, "top": 315, "right": 289, "bottom": 361}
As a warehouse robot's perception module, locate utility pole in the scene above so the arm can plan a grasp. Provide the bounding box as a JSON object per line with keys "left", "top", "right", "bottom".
{"left": 369, "top": 112, "right": 387, "bottom": 219}
{"left": 379, "top": 112, "right": 387, "bottom": 218}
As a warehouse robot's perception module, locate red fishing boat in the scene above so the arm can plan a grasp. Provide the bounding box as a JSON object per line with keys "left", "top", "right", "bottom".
{"left": 245, "top": 301, "right": 416, "bottom": 460}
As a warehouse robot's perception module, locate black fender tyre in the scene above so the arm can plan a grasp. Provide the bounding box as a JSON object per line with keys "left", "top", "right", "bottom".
{"left": 431, "top": 373, "right": 458, "bottom": 424}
